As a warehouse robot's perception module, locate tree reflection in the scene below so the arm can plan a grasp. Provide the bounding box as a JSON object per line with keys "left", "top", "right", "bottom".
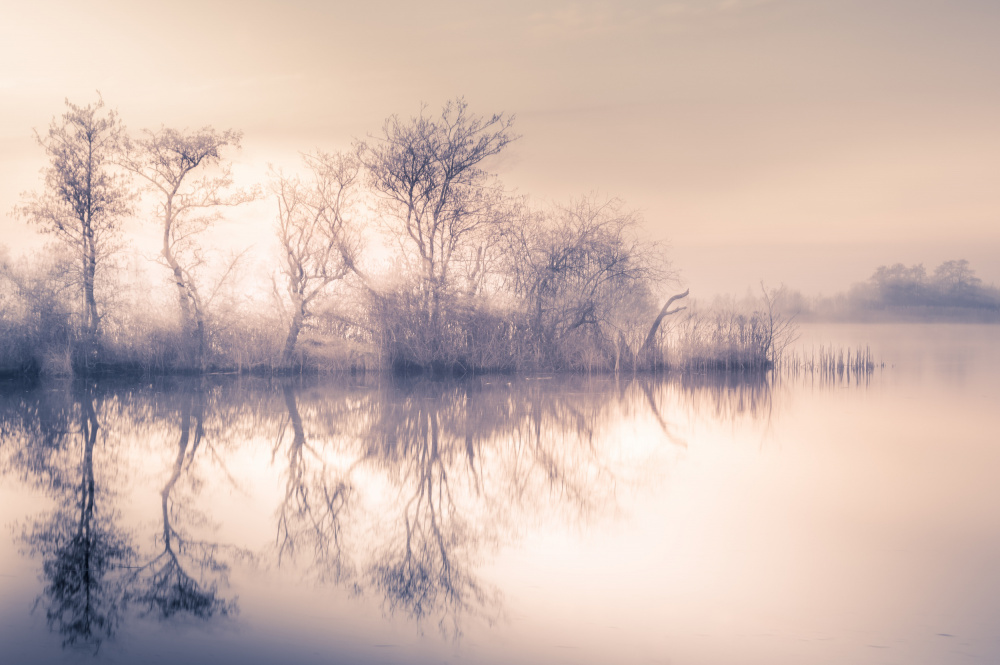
{"left": 0, "top": 369, "right": 792, "bottom": 652}
{"left": 18, "top": 384, "right": 134, "bottom": 652}
{"left": 274, "top": 383, "right": 354, "bottom": 583}
{"left": 365, "top": 393, "right": 501, "bottom": 637}
{"left": 0, "top": 379, "right": 80, "bottom": 492}
{"left": 131, "top": 386, "right": 236, "bottom": 619}
{"left": 272, "top": 380, "right": 507, "bottom": 636}
{"left": 273, "top": 377, "right": 641, "bottom": 637}
{"left": 2, "top": 380, "right": 243, "bottom": 652}
{"left": 269, "top": 372, "right": 783, "bottom": 636}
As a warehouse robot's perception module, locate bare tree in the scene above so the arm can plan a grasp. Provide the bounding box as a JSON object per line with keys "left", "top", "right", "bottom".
{"left": 759, "top": 282, "right": 798, "bottom": 367}
{"left": 359, "top": 98, "right": 517, "bottom": 367}
{"left": 272, "top": 151, "right": 362, "bottom": 365}
{"left": 121, "top": 127, "right": 254, "bottom": 366}
{"left": 507, "top": 196, "right": 668, "bottom": 368}
{"left": 15, "top": 96, "right": 132, "bottom": 346}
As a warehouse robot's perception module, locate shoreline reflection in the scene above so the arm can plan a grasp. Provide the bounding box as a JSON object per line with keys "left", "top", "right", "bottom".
{"left": 1, "top": 370, "right": 787, "bottom": 651}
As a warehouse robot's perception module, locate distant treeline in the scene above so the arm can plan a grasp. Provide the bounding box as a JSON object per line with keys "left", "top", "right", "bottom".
{"left": 1, "top": 96, "right": 793, "bottom": 377}
{"left": 780, "top": 260, "right": 1000, "bottom": 323}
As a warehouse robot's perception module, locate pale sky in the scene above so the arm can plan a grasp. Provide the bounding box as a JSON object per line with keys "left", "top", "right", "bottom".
{"left": 3, "top": 0, "right": 999, "bottom": 295}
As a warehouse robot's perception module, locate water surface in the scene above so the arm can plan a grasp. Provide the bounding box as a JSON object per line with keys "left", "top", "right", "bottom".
{"left": 1, "top": 323, "right": 998, "bottom": 664}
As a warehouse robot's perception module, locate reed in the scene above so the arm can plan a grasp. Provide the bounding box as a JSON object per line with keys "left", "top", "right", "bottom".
{"left": 779, "top": 345, "right": 884, "bottom": 384}
{"left": 663, "top": 307, "right": 782, "bottom": 372}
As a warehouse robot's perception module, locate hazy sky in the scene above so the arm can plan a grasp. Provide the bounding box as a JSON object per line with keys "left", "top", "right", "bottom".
{"left": 3, "top": 0, "right": 999, "bottom": 295}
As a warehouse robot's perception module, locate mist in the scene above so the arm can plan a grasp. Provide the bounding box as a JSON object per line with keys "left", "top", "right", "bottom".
{"left": 3, "top": 2, "right": 1000, "bottom": 664}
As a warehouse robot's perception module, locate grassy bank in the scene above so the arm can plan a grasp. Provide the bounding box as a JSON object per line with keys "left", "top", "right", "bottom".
{"left": 0, "top": 294, "right": 801, "bottom": 379}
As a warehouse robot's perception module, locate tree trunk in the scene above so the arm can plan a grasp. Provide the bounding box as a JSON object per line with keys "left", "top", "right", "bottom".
{"left": 282, "top": 307, "right": 305, "bottom": 367}
{"left": 193, "top": 312, "right": 205, "bottom": 370}
{"left": 430, "top": 282, "right": 442, "bottom": 368}
{"left": 161, "top": 200, "right": 203, "bottom": 367}
{"left": 165, "top": 253, "right": 193, "bottom": 327}
{"left": 83, "top": 232, "right": 100, "bottom": 339}
{"left": 639, "top": 289, "right": 690, "bottom": 367}
{"left": 162, "top": 232, "right": 207, "bottom": 368}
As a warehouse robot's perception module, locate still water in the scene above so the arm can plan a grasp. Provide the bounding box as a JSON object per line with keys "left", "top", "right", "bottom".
{"left": 1, "top": 324, "right": 998, "bottom": 664}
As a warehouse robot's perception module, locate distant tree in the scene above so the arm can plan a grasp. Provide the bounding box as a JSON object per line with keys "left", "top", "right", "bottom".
{"left": 359, "top": 98, "right": 516, "bottom": 367}
{"left": 836, "top": 259, "right": 1000, "bottom": 318}
{"left": 121, "top": 127, "right": 254, "bottom": 367}
{"left": 15, "top": 96, "right": 133, "bottom": 345}
{"left": 871, "top": 262, "right": 927, "bottom": 287}
{"left": 868, "top": 262, "right": 929, "bottom": 307}
{"left": 932, "top": 259, "right": 981, "bottom": 291}
{"left": 272, "top": 151, "right": 362, "bottom": 365}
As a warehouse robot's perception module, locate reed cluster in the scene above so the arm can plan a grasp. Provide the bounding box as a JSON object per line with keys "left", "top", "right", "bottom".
{"left": 781, "top": 345, "right": 883, "bottom": 378}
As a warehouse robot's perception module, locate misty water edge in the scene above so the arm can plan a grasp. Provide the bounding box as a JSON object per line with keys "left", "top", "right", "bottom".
{"left": 1, "top": 323, "right": 998, "bottom": 665}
